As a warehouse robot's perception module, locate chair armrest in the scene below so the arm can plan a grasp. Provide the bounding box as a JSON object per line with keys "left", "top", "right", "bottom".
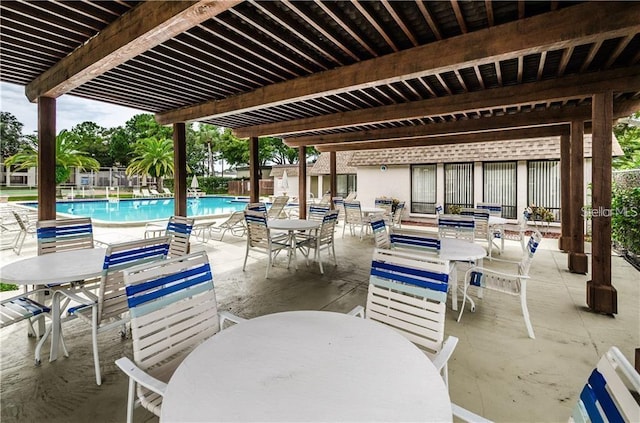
{"left": 486, "top": 257, "right": 521, "bottom": 266}
{"left": 115, "top": 357, "right": 167, "bottom": 396}
{"left": 431, "top": 336, "right": 458, "bottom": 372}
{"left": 451, "top": 403, "right": 493, "bottom": 423}
{"left": 465, "top": 266, "right": 530, "bottom": 281}
{"left": 54, "top": 289, "right": 97, "bottom": 306}
{"left": 219, "top": 311, "right": 247, "bottom": 329}
{"left": 347, "top": 305, "right": 365, "bottom": 317}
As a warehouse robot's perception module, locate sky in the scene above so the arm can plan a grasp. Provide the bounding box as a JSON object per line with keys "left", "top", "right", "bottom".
{"left": 0, "top": 81, "right": 147, "bottom": 135}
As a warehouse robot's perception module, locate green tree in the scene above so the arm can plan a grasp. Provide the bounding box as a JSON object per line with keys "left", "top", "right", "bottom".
{"left": 613, "top": 112, "right": 640, "bottom": 170}
{"left": 125, "top": 113, "right": 172, "bottom": 141}
{"left": 68, "top": 121, "right": 110, "bottom": 166}
{"left": 0, "top": 111, "right": 24, "bottom": 159}
{"left": 107, "top": 127, "right": 134, "bottom": 166}
{"left": 126, "top": 136, "right": 174, "bottom": 190}
{"left": 187, "top": 124, "right": 207, "bottom": 176}
{"left": 5, "top": 129, "right": 100, "bottom": 185}
{"left": 197, "top": 124, "right": 223, "bottom": 176}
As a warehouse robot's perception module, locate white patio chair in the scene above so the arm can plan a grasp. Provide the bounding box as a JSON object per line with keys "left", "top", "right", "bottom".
{"left": 389, "top": 229, "right": 441, "bottom": 255}
{"left": 11, "top": 210, "right": 36, "bottom": 255}
{"left": 267, "top": 195, "right": 289, "bottom": 219}
{"left": 308, "top": 204, "right": 330, "bottom": 222}
{"left": 343, "top": 201, "right": 372, "bottom": 240}
{"left": 457, "top": 230, "right": 542, "bottom": 339}
{"left": 331, "top": 197, "right": 345, "bottom": 222}
{"left": 165, "top": 215, "right": 194, "bottom": 258}
{"left": 391, "top": 201, "right": 405, "bottom": 229}
{"left": 297, "top": 210, "right": 339, "bottom": 274}
{"left": 162, "top": 187, "right": 173, "bottom": 196}
{"left": 461, "top": 208, "right": 499, "bottom": 257}
{"left": 209, "top": 211, "right": 246, "bottom": 240}
{"left": 438, "top": 214, "right": 475, "bottom": 241}
{"left": 476, "top": 202, "right": 502, "bottom": 217}
{"left": 374, "top": 197, "right": 393, "bottom": 224}
{"left": 246, "top": 202, "right": 267, "bottom": 212}
{"left": 37, "top": 217, "right": 94, "bottom": 255}
{"left": 54, "top": 236, "right": 170, "bottom": 384}
{"left": 344, "top": 191, "right": 357, "bottom": 202}
{"left": 243, "top": 210, "right": 291, "bottom": 279}
{"left": 114, "top": 251, "right": 247, "bottom": 423}
{"left": 349, "top": 248, "right": 458, "bottom": 387}
{"left": 140, "top": 188, "right": 153, "bottom": 198}
{"left": 499, "top": 209, "right": 530, "bottom": 252}
{"left": 570, "top": 346, "right": 640, "bottom": 423}
{"left": 370, "top": 217, "right": 390, "bottom": 249}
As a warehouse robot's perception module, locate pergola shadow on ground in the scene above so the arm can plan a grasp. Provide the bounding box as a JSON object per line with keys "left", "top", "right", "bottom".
{"left": 1, "top": 223, "right": 638, "bottom": 423}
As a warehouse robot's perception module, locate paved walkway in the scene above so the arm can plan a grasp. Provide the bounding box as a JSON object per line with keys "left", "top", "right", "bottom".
{"left": 0, "top": 221, "right": 637, "bottom": 422}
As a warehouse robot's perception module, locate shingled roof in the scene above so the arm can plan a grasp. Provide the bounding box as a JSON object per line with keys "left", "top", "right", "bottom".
{"left": 309, "top": 151, "right": 358, "bottom": 175}
{"left": 270, "top": 165, "right": 300, "bottom": 178}
{"left": 347, "top": 134, "right": 623, "bottom": 166}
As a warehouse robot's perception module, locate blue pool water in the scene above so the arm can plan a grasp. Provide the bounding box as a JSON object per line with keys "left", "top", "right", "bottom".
{"left": 23, "top": 196, "right": 249, "bottom": 223}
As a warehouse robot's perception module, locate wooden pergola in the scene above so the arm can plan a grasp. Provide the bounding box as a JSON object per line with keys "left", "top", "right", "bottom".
{"left": 1, "top": 1, "right": 639, "bottom": 314}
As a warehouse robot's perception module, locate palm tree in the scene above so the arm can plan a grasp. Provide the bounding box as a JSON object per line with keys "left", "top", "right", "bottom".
{"left": 5, "top": 130, "right": 100, "bottom": 192}
{"left": 126, "top": 136, "right": 174, "bottom": 190}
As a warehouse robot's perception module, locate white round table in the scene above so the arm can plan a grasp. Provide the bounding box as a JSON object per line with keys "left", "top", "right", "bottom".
{"left": 268, "top": 219, "right": 321, "bottom": 267}
{"left": 439, "top": 238, "right": 487, "bottom": 312}
{"left": 488, "top": 216, "right": 507, "bottom": 226}
{"left": 361, "top": 206, "right": 385, "bottom": 215}
{"left": 0, "top": 248, "right": 106, "bottom": 361}
{"left": 161, "top": 310, "right": 452, "bottom": 423}
{"left": 0, "top": 247, "right": 106, "bottom": 285}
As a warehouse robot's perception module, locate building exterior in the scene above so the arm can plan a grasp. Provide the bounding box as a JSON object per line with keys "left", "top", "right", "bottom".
{"left": 317, "top": 134, "right": 622, "bottom": 221}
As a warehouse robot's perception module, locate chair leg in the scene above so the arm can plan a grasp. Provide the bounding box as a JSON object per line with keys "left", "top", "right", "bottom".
{"left": 242, "top": 244, "right": 249, "bottom": 271}
{"left": 92, "top": 308, "right": 102, "bottom": 385}
{"left": 520, "top": 281, "right": 535, "bottom": 339}
{"left": 126, "top": 377, "right": 136, "bottom": 423}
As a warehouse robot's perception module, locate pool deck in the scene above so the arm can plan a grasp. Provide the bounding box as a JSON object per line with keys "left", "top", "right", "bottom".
{"left": 0, "top": 219, "right": 638, "bottom": 422}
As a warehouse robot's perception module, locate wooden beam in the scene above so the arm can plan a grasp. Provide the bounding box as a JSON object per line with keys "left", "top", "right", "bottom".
{"left": 37, "top": 97, "right": 56, "bottom": 221}
{"left": 587, "top": 91, "right": 617, "bottom": 314}
{"left": 329, "top": 152, "right": 337, "bottom": 202}
{"left": 316, "top": 125, "right": 569, "bottom": 152}
{"left": 173, "top": 122, "right": 187, "bottom": 217}
{"left": 298, "top": 146, "right": 307, "bottom": 219}
{"left": 558, "top": 133, "right": 570, "bottom": 251}
{"left": 249, "top": 137, "right": 259, "bottom": 203}
{"left": 157, "top": 1, "right": 640, "bottom": 125}
{"left": 236, "top": 66, "right": 640, "bottom": 137}
{"left": 284, "top": 100, "right": 640, "bottom": 147}
{"left": 26, "top": 1, "right": 242, "bottom": 101}
{"left": 568, "top": 120, "right": 588, "bottom": 274}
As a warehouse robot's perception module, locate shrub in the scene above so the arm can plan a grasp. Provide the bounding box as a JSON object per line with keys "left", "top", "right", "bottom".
{"left": 611, "top": 184, "right": 640, "bottom": 255}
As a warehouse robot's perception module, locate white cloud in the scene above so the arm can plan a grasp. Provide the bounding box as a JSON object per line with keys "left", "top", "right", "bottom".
{"left": 0, "top": 81, "right": 147, "bottom": 136}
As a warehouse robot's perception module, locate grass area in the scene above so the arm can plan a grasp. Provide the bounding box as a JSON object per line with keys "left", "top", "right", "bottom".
{"left": 0, "top": 283, "right": 18, "bottom": 292}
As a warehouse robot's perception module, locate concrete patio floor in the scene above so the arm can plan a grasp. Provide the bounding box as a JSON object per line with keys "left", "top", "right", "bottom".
{"left": 0, "top": 220, "right": 638, "bottom": 422}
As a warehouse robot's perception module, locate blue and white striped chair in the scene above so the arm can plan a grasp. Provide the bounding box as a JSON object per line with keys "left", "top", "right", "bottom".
{"left": 243, "top": 210, "right": 290, "bottom": 278}
{"left": 435, "top": 204, "right": 443, "bottom": 215}
{"left": 437, "top": 214, "right": 475, "bottom": 241}
{"left": 0, "top": 290, "right": 54, "bottom": 342}
{"left": 349, "top": 248, "right": 458, "bottom": 387}
{"left": 299, "top": 210, "right": 339, "bottom": 274}
{"left": 390, "top": 231, "right": 441, "bottom": 254}
{"left": 477, "top": 202, "right": 502, "bottom": 217}
{"left": 115, "top": 251, "right": 246, "bottom": 423}
{"left": 370, "top": 218, "right": 390, "bottom": 249}
{"left": 391, "top": 201, "right": 405, "bottom": 229}
{"left": 343, "top": 201, "right": 372, "bottom": 240}
{"left": 246, "top": 202, "right": 267, "bottom": 212}
{"left": 457, "top": 230, "right": 542, "bottom": 339}
{"left": 308, "top": 204, "right": 330, "bottom": 222}
{"left": 571, "top": 346, "right": 640, "bottom": 423}
{"left": 461, "top": 208, "right": 500, "bottom": 257}
{"left": 55, "top": 236, "right": 170, "bottom": 384}
{"left": 332, "top": 197, "right": 344, "bottom": 222}
{"left": 165, "top": 215, "right": 194, "bottom": 258}
{"left": 37, "top": 217, "right": 94, "bottom": 255}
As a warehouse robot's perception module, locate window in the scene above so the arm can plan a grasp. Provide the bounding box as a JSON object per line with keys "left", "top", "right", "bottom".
{"left": 336, "top": 174, "right": 356, "bottom": 198}
{"left": 411, "top": 164, "right": 437, "bottom": 213}
{"left": 483, "top": 162, "right": 517, "bottom": 218}
{"left": 527, "top": 160, "right": 560, "bottom": 221}
{"left": 445, "top": 163, "right": 474, "bottom": 212}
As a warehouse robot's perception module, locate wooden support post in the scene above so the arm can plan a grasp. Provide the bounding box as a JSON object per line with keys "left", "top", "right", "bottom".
{"left": 568, "top": 121, "right": 588, "bottom": 274}
{"left": 329, "top": 152, "right": 337, "bottom": 208}
{"left": 587, "top": 91, "right": 617, "bottom": 314}
{"left": 173, "top": 122, "right": 187, "bottom": 217}
{"left": 38, "top": 97, "right": 57, "bottom": 221}
{"left": 249, "top": 137, "right": 260, "bottom": 203}
{"left": 559, "top": 133, "right": 571, "bottom": 251}
{"left": 298, "top": 146, "right": 307, "bottom": 219}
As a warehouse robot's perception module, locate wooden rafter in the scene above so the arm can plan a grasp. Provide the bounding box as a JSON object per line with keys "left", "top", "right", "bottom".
{"left": 234, "top": 66, "right": 640, "bottom": 137}
{"left": 415, "top": 0, "right": 442, "bottom": 40}
{"left": 382, "top": 0, "right": 418, "bottom": 46}
{"left": 316, "top": 125, "right": 570, "bottom": 152}
{"left": 353, "top": 0, "right": 397, "bottom": 52}
{"left": 284, "top": 99, "right": 640, "bottom": 147}
{"left": 26, "top": 0, "right": 242, "bottom": 101}
{"left": 313, "top": 0, "right": 377, "bottom": 57}
{"left": 157, "top": 1, "right": 639, "bottom": 125}
{"left": 450, "top": 0, "right": 468, "bottom": 34}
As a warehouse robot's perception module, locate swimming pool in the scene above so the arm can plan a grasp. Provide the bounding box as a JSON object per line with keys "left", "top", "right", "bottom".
{"left": 23, "top": 196, "right": 249, "bottom": 224}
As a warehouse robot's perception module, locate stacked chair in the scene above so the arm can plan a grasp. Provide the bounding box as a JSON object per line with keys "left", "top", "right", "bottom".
{"left": 437, "top": 214, "right": 475, "bottom": 241}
